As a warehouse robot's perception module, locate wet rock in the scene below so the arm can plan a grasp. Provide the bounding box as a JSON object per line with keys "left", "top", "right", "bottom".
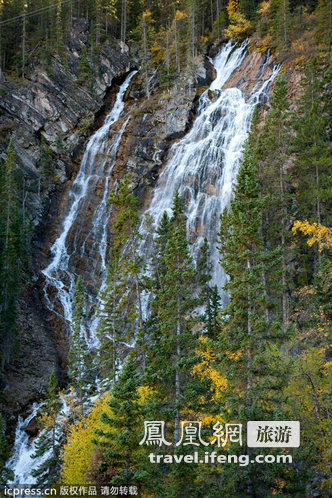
{"left": 223, "top": 49, "right": 273, "bottom": 97}
{"left": 24, "top": 417, "right": 39, "bottom": 438}
{"left": 0, "top": 19, "right": 130, "bottom": 229}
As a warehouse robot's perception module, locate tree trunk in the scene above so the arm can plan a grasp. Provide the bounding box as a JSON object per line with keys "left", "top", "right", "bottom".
{"left": 246, "top": 257, "right": 255, "bottom": 498}
{"left": 283, "top": 0, "right": 288, "bottom": 45}
{"left": 174, "top": 294, "right": 181, "bottom": 445}
{"left": 279, "top": 163, "right": 288, "bottom": 331}
{"left": 22, "top": 10, "right": 26, "bottom": 78}
{"left": 210, "top": 0, "right": 214, "bottom": 30}
{"left": 121, "top": 0, "right": 127, "bottom": 44}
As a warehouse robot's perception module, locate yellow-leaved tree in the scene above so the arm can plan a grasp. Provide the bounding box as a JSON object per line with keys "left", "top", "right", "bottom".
{"left": 289, "top": 219, "right": 332, "bottom": 493}
{"left": 61, "top": 394, "right": 112, "bottom": 484}
{"left": 224, "top": 0, "right": 250, "bottom": 39}
{"left": 292, "top": 220, "right": 332, "bottom": 252}
{"left": 191, "top": 335, "right": 227, "bottom": 429}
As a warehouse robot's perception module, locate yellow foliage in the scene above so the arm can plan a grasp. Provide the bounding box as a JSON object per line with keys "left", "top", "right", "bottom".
{"left": 142, "top": 9, "right": 153, "bottom": 21}
{"left": 137, "top": 385, "right": 155, "bottom": 405}
{"left": 192, "top": 336, "right": 228, "bottom": 401}
{"left": 292, "top": 220, "right": 332, "bottom": 251}
{"left": 39, "top": 409, "right": 57, "bottom": 430}
{"left": 224, "top": 0, "right": 251, "bottom": 39}
{"left": 225, "top": 350, "right": 243, "bottom": 360}
{"left": 286, "top": 348, "right": 332, "bottom": 488}
{"left": 175, "top": 10, "right": 187, "bottom": 21}
{"left": 258, "top": 0, "right": 271, "bottom": 16}
{"left": 61, "top": 394, "right": 112, "bottom": 485}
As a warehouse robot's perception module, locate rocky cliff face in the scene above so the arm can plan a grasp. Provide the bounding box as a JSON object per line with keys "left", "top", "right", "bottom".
{"left": 0, "top": 35, "right": 280, "bottom": 427}
{"left": 0, "top": 20, "right": 130, "bottom": 421}
{"left": 0, "top": 20, "right": 130, "bottom": 226}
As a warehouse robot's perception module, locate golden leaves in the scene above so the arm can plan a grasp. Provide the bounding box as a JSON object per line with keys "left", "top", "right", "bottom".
{"left": 61, "top": 394, "right": 112, "bottom": 485}
{"left": 192, "top": 336, "right": 228, "bottom": 401}
{"left": 224, "top": 0, "right": 251, "bottom": 39}
{"left": 292, "top": 220, "right": 332, "bottom": 251}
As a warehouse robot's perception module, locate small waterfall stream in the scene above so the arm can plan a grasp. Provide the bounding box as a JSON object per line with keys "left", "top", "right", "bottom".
{"left": 140, "top": 41, "right": 279, "bottom": 299}
{"left": 6, "top": 403, "right": 44, "bottom": 484}
{"left": 42, "top": 70, "right": 137, "bottom": 345}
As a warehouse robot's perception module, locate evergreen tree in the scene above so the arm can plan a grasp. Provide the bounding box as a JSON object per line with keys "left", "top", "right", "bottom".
{"left": 143, "top": 194, "right": 204, "bottom": 495}
{"left": 256, "top": 75, "right": 292, "bottom": 331}
{"left": 218, "top": 139, "right": 293, "bottom": 495}
{"left": 0, "top": 141, "right": 24, "bottom": 370}
{"left": 32, "top": 371, "right": 62, "bottom": 486}
{"left": 93, "top": 355, "right": 150, "bottom": 488}
{"left": 39, "top": 137, "right": 54, "bottom": 181}
{"left": 68, "top": 276, "right": 91, "bottom": 417}
{"left": 271, "top": 0, "right": 291, "bottom": 47}
{"left": 109, "top": 176, "right": 146, "bottom": 364}
{"left": 97, "top": 244, "right": 133, "bottom": 386}
{"left": 0, "top": 412, "right": 13, "bottom": 485}
{"left": 292, "top": 57, "right": 331, "bottom": 229}
{"left": 98, "top": 175, "right": 146, "bottom": 384}
{"left": 197, "top": 237, "right": 221, "bottom": 339}
{"left": 148, "top": 193, "right": 199, "bottom": 441}
{"left": 77, "top": 47, "right": 92, "bottom": 86}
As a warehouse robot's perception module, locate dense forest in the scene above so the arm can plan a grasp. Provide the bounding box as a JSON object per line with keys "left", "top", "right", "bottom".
{"left": 0, "top": 0, "right": 331, "bottom": 495}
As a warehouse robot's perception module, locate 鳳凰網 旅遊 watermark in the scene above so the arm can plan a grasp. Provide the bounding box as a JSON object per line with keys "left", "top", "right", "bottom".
{"left": 139, "top": 419, "right": 300, "bottom": 466}
{"left": 139, "top": 420, "right": 300, "bottom": 448}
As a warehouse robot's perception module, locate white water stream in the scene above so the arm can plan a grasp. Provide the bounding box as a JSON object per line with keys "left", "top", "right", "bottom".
{"left": 6, "top": 403, "right": 44, "bottom": 485}
{"left": 140, "top": 41, "right": 279, "bottom": 299}
{"left": 6, "top": 42, "right": 279, "bottom": 485}
{"left": 42, "top": 70, "right": 137, "bottom": 345}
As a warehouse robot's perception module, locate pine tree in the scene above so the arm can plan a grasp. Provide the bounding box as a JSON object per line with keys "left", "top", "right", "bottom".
{"left": 197, "top": 237, "right": 221, "bottom": 339}
{"left": 256, "top": 75, "right": 292, "bottom": 332}
{"left": 39, "top": 137, "right": 54, "bottom": 181}
{"left": 0, "top": 413, "right": 13, "bottom": 485}
{"left": 218, "top": 139, "right": 292, "bottom": 495}
{"left": 270, "top": 0, "right": 291, "bottom": 47}
{"left": 32, "top": 371, "right": 62, "bottom": 486}
{"left": 68, "top": 276, "right": 91, "bottom": 417}
{"left": 98, "top": 176, "right": 146, "bottom": 383}
{"left": 97, "top": 245, "right": 133, "bottom": 386}
{"left": 77, "top": 47, "right": 92, "bottom": 86}
{"left": 0, "top": 141, "right": 23, "bottom": 370}
{"left": 143, "top": 194, "right": 204, "bottom": 495}
{"left": 148, "top": 193, "right": 199, "bottom": 441}
{"left": 292, "top": 57, "right": 331, "bottom": 233}
{"left": 93, "top": 355, "right": 149, "bottom": 488}
{"left": 109, "top": 176, "right": 146, "bottom": 363}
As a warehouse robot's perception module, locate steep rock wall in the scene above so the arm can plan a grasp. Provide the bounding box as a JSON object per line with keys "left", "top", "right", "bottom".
{"left": 0, "top": 21, "right": 130, "bottom": 421}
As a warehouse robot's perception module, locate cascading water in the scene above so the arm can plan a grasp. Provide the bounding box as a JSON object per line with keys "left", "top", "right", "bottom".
{"left": 42, "top": 70, "right": 137, "bottom": 345}
{"left": 5, "top": 73, "right": 138, "bottom": 486}
{"left": 140, "top": 41, "right": 279, "bottom": 300}
{"left": 6, "top": 403, "right": 45, "bottom": 484}
{"left": 6, "top": 42, "right": 279, "bottom": 485}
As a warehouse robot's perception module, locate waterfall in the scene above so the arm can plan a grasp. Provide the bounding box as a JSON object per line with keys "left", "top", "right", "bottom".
{"left": 6, "top": 403, "right": 44, "bottom": 484}
{"left": 42, "top": 71, "right": 137, "bottom": 345}
{"left": 140, "top": 41, "right": 279, "bottom": 300}
{"left": 5, "top": 43, "right": 279, "bottom": 485}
